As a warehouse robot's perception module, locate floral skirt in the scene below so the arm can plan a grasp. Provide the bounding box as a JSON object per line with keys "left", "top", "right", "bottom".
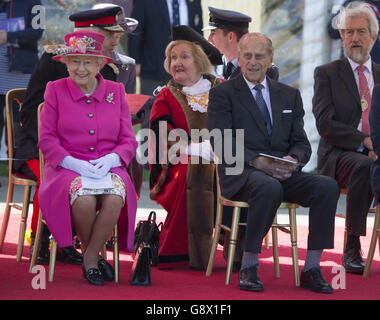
{"left": 69, "top": 173, "right": 126, "bottom": 206}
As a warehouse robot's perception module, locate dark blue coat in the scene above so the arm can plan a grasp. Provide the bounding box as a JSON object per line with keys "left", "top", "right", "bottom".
{"left": 1, "top": 0, "right": 43, "bottom": 74}
{"left": 128, "top": 0, "right": 203, "bottom": 81}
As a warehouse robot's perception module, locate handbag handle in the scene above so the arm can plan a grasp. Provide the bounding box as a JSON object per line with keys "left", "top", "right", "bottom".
{"left": 148, "top": 211, "right": 156, "bottom": 224}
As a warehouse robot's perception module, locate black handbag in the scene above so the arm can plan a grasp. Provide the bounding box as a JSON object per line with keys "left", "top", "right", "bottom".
{"left": 133, "top": 211, "right": 162, "bottom": 266}
{"left": 130, "top": 242, "right": 152, "bottom": 286}
{"left": 130, "top": 211, "right": 162, "bottom": 285}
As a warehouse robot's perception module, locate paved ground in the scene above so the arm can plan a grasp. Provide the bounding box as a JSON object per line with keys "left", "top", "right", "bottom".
{"left": 1, "top": 175, "right": 374, "bottom": 228}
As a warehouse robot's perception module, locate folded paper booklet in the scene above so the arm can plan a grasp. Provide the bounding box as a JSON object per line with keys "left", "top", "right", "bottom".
{"left": 81, "top": 173, "right": 113, "bottom": 190}
{"left": 258, "top": 153, "right": 298, "bottom": 165}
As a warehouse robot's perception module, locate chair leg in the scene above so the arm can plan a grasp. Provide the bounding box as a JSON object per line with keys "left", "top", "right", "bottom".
{"left": 16, "top": 185, "right": 32, "bottom": 261}
{"left": 0, "top": 182, "right": 15, "bottom": 252}
{"left": 48, "top": 239, "right": 57, "bottom": 282}
{"left": 206, "top": 202, "right": 223, "bottom": 277}
{"left": 363, "top": 205, "right": 380, "bottom": 278}
{"left": 226, "top": 207, "right": 241, "bottom": 285}
{"left": 289, "top": 207, "right": 299, "bottom": 286}
{"left": 29, "top": 210, "right": 43, "bottom": 273}
{"left": 272, "top": 215, "right": 280, "bottom": 278}
{"left": 113, "top": 225, "right": 119, "bottom": 283}
{"left": 264, "top": 233, "right": 270, "bottom": 250}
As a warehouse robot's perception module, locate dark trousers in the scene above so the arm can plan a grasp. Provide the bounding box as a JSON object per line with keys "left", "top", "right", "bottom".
{"left": 233, "top": 170, "right": 340, "bottom": 253}
{"left": 336, "top": 151, "right": 374, "bottom": 236}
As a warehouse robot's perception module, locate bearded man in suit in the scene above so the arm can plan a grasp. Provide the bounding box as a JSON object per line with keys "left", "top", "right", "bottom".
{"left": 207, "top": 33, "right": 340, "bottom": 293}
{"left": 313, "top": 1, "right": 380, "bottom": 275}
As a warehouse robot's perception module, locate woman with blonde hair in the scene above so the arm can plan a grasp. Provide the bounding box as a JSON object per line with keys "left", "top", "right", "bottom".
{"left": 149, "top": 26, "right": 223, "bottom": 270}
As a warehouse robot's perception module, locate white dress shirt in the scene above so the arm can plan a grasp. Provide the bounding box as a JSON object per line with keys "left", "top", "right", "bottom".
{"left": 347, "top": 56, "right": 374, "bottom": 133}
{"left": 243, "top": 75, "right": 273, "bottom": 123}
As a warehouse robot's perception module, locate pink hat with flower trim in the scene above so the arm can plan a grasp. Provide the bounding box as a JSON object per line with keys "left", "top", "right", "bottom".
{"left": 48, "top": 30, "right": 113, "bottom": 63}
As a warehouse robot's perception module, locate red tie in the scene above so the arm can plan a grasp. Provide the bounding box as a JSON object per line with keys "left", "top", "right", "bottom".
{"left": 357, "top": 65, "right": 371, "bottom": 136}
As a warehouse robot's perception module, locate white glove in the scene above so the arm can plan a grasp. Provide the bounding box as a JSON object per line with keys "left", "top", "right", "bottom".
{"left": 89, "top": 153, "right": 122, "bottom": 177}
{"left": 60, "top": 156, "right": 102, "bottom": 179}
{"left": 185, "top": 140, "right": 214, "bottom": 162}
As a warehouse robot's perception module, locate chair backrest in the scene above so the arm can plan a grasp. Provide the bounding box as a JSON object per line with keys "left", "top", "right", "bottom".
{"left": 5, "top": 88, "right": 27, "bottom": 177}
{"left": 37, "top": 103, "right": 44, "bottom": 180}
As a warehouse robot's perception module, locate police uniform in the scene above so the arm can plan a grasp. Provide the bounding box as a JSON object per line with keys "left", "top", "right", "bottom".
{"left": 204, "top": 6, "right": 279, "bottom": 81}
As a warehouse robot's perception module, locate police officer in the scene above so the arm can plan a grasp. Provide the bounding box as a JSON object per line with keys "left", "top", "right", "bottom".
{"left": 204, "top": 6, "right": 279, "bottom": 81}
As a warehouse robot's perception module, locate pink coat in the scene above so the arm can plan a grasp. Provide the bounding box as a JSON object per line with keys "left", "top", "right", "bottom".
{"left": 38, "top": 74, "right": 138, "bottom": 252}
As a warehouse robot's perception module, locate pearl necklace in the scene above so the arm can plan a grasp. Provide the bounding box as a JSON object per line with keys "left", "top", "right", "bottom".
{"left": 82, "top": 78, "right": 98, "bottom": 96}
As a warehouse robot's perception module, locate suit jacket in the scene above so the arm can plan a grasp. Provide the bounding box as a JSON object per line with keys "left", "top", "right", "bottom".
{"left": 206, "top": 74, "right": 311, "bottom": 198}
{"left": 312, "top": 58, "right": 380, "bottom": 178}
{"left": 128, "top": 0, "right": 203, "bottom": 81}
{"left": 370, "top": 84, "right": 380, "bottom": 200}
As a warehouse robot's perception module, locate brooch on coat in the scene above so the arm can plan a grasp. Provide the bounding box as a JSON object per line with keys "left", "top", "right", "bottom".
{"left": 106, "top": 92, "right": 115, "bottom": 104}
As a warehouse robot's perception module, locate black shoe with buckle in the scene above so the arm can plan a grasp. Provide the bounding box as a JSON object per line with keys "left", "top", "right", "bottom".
{"left": 300, "top": 267, "right": 333, "bottom": 294}
{"left": 98, "top": 258, "right": 114, "bottom": 281}
{"left": 239, "top": 266, "right": 264, "bottom": 292}
{"left": 82, "top": 265, "right": 104, "bottom": 286}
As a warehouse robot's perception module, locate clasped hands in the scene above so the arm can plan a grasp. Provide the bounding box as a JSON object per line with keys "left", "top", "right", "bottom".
{"left": 60, "top": 153, "right": 122, "bottom": 179}
{"left": 363, "top": 137, "right": 378, "bottom": 161}
{"left": 251, "top": 155, "right": 298, "bottom": 181}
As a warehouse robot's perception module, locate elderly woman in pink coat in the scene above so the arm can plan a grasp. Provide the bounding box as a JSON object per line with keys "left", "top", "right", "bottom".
{"left": 38, "top": 30, "right": 138, "bottom": 286}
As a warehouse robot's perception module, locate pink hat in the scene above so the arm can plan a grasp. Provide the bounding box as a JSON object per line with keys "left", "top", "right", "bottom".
{"left": 50, "top": 30, "right": 113, "bottom": 63}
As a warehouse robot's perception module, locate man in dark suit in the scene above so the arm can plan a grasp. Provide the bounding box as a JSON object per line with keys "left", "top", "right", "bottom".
{"left": 313, "top": 1, "right": 379, "bottom": 274}
{"left": 128, "top": 0, "right": 203, "bottom": 95}
{"left": 207, "top": 33, "right": 340, "bottom": 293}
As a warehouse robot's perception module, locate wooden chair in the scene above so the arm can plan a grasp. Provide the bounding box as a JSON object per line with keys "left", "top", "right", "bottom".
{"left": 206, "top": 163, "right": 299, "bottom": 286}
{"left": 363, "top": 204, "right": 380, "bottom": 278}
{"left": 29, "top": 103, "right": 119, "bottom": 283}
{"left": 0, "top": 88, "right": 37, "bottom": 261}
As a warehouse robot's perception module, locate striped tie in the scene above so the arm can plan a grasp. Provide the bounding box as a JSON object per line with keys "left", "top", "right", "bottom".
{"left": 357, "top": 65, "right": 371, "bottom": 136}
{"left": 253, "top": 84, "right": 272, "bottom": 136}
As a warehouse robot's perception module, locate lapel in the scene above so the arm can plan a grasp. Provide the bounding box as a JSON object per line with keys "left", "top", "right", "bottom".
{"left": 338, "top": 59, "right": 361, "bottom": 106}
{"left": 160, "top": 0, "right": 171, "bottom": 29}
{"left": 233, "top": 74, "right": 269, "bottom": 137}
{"left": 229, "top": 66, "right": 241, "bottom": 80}
{"left": 372, "top": 61, "right": 380, "bottom": 85}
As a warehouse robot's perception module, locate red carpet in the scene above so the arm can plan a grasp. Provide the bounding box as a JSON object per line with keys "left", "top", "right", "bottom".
{"left": 1, "top": 211, "right": 380, "bottom": 300}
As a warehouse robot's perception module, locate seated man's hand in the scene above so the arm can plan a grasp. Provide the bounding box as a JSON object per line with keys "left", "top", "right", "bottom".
{"left": 363, "top": 137, "right": 373, "bottom": 151}
{"left": 251, "top": 155, "right": 296, "bottom": 181}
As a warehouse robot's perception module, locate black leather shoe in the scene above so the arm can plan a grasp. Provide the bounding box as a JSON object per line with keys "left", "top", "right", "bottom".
{"left": 239, "top": 266, "right": 264, "bottom": 292}
{"left": 98, "top": 258, "right": 114, "bottom": 281}
{"left": 300, "top": 268, "right": 333, "bottom": 294}
{"left": 57, "top": 246, "right": 83, "bottom": 265}
{"left": 343, "top": 248, "right": 365, "bottom": 274}
{"left": 82, "top": 265, "right": 104, "bottom": 286}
